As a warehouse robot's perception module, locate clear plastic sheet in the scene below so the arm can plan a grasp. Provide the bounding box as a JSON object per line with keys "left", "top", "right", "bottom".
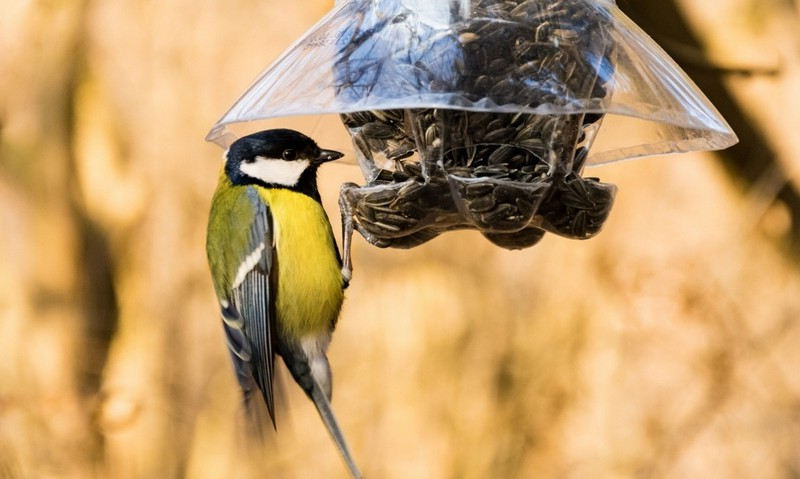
{"left": 206, "top": 0, "right": 736, "bottom": 164}
{"left": 207, "top": 0, "right": 737, "bottom": 254}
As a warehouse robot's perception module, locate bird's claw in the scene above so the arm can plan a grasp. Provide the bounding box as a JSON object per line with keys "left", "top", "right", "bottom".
{"left": 341, "top": 266, "right": 352, "bottom": 288}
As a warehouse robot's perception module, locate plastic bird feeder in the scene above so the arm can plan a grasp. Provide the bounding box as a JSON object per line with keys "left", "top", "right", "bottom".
{"left": 207, "top": 0, "right": 737, "bottom": 254}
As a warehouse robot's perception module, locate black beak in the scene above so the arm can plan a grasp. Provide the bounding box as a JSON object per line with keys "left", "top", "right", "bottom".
{"left": 315, "top": 148, "right": 344, "bottom": 164}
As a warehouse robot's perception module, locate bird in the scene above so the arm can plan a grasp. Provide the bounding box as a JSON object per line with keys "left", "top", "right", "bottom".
{"left": 205, "top": 129, "right": 362, "bottom": 478}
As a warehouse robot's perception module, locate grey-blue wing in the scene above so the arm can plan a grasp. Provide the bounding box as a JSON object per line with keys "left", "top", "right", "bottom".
{"left": 220, "top": 187, "right": 276, "bottom": 426}
{"left": 231, "top": 266, "right": 275, "bottom": 424}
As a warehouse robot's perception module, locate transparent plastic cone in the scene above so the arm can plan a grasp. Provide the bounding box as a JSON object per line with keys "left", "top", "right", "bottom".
{"left": 206, "top": 0, "right": 737, "bottom": 165}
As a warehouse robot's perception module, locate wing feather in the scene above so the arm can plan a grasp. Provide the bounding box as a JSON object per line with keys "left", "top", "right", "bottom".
{"left": 209, "top": 185, "right": 277, "bottom": 427}
{"left": 232, "top": 264, "right": 275, "bottom": 422}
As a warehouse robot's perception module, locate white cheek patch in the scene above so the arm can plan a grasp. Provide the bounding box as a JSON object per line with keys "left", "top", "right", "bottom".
{"left": 240, "top": 156, "right": 310, "bottom": 186}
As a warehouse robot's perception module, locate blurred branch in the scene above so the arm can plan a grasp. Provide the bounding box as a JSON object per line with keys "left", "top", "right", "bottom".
{"left": 57, "top": 0, "right": 120, "bottom": 466}
{"left": 619, "top": 0, "right": 800, "bottom": 254}
{"left": 63, "top": 1, "right": 120, "bottom": 403}
{"left": 654, "top": 35, "right": 781, "bottom": 77}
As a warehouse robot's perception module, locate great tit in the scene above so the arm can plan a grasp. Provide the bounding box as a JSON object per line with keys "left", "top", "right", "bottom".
{"left": 206, "top": 129, "right": 362, "bottom": 478}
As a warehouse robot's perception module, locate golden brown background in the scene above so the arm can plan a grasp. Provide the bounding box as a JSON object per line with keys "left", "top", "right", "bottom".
{"left": 2, "top": 1, "right": 800, "bottom": 478}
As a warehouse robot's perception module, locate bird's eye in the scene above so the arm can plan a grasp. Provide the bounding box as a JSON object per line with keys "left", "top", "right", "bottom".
{"left": 244, "top": 157, "right": 256, "bottom": 163}
{"left": 282, "top": 149, "right": 297, "bottom": 161}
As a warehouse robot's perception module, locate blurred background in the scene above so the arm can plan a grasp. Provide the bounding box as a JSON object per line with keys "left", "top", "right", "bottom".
{"left": 2, "top": 0, "right": 800, "bottom": 477}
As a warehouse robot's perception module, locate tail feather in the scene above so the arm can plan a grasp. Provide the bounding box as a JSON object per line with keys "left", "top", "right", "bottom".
{"left": 309, "top": 378, "right": 364, "bottom": 479}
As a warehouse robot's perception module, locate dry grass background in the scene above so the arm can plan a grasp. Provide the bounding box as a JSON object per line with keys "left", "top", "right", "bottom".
{"left": 1, "top": 0, "right": 800, "bottom": 478}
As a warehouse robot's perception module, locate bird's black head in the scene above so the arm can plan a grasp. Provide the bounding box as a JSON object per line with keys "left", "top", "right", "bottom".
{"left": 225, "top": 129, "right": 343, "bottom": 195}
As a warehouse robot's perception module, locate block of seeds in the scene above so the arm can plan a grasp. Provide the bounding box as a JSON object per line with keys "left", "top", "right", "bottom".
{"left": 336, "top": 0, "right": 618, "bottom": 250}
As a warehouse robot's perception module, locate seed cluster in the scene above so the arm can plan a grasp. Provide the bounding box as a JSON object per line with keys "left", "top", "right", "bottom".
{"left": 336, "top": 0, "right": 618, "bottom": 251}
{"left": 340, "top": 164, "right": 463, "bottom": 249}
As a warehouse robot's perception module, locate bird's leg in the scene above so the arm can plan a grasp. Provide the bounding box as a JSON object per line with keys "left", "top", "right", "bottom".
{"left": 338, "top": 184, "right": 357, "bottom": 286}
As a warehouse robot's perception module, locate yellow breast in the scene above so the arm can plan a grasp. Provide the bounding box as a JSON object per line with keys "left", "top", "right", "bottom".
{"left": 258, "top": 188, "right": 344, "bottom": 338}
